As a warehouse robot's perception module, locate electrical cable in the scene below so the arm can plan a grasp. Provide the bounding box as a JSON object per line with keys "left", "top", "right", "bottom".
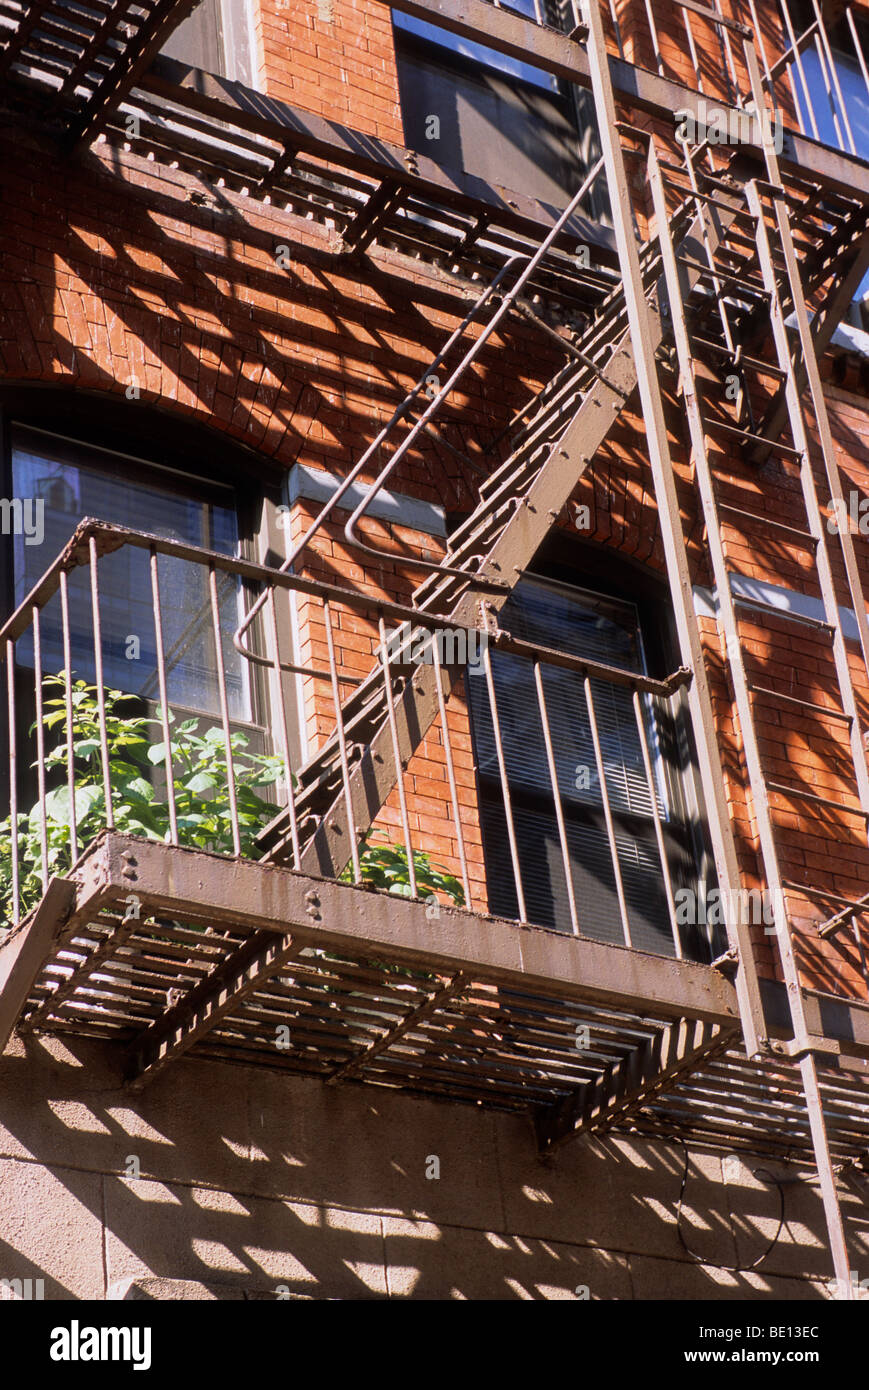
{"left": 674, "top": 1137, "right": 786, "bottom": 1272}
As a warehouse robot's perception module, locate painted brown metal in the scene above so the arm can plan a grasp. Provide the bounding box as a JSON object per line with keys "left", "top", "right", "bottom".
{"left": 0, "top": 878, "right": 74, "bottom": 1052}
{"left": 535, "top": 1017, "right": 735, "bottom": 1153}
{"left": 385, "top": 0, "right": 869, "bottom": 199}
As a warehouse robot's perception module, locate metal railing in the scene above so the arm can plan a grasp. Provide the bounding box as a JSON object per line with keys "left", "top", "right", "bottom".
{"left": 0, "top": 519, "right": 697, "bottom": 960}
{"left": 521, "top": 0, "right": 869, "bottom": 162}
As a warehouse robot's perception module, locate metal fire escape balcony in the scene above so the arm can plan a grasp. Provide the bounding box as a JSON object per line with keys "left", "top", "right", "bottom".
{"left": 0, "top": 518, "right": 868, "bottom": 1171}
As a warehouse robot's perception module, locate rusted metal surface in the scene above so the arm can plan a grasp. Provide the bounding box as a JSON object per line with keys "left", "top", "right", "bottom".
{"left": 1, "top": 834, "right": 868, "bottom": 1169}
{"left": 0, "top": 877, "right": 74, "bottom": 1052}
{"left": 536, "top": 1017, "right": 734, "bottom": 1153}
{"left": 584, "top": 0, "right": 768, "bottom": 1060}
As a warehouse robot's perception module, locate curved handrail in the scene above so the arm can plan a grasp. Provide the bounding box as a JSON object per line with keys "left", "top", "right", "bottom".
{"left": 232, "top": 158, "right": 605, "bottom": 666}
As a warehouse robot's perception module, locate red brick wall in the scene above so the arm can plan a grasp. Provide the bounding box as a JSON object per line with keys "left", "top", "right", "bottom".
{"left": 255, "top": 0, "right": 403, "bottom": 141}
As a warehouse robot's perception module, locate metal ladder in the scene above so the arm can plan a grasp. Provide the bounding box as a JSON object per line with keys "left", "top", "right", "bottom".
{"left": 581, "top": 0, "right": 865, "bottom": 1296}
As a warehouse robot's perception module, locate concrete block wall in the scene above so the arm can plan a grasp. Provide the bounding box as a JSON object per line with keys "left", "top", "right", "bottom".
{"left": 1, "top": 1034, "right": 867, "bottom": 1299}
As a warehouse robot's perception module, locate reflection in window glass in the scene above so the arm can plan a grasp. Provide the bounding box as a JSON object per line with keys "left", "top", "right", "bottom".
{"left": 393, "top": 8, "right": 559, "bottom": 92}
{"left": 795, "top": 47, "right": 869, "bottom": 158}
{"left": 11, "top": 428, "right": 249, "bottom": 722}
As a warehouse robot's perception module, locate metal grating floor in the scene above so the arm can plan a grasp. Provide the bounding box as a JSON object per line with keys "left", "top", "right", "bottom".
{"left": 16, "top": 900, "right": 869, "bottom": 1168}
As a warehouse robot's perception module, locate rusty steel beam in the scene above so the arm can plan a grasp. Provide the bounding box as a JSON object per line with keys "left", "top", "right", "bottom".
{"left": 337, "top": 178, "right": 406, "bottom": 258}
{"left": 535, "top": 1017, "right": 734, "bottom": 1153}
{"left": 0, "top": 878, "right": 74, "bottom": 1052}
{"left": 4, "top": 835, "right": 869, "bottom": 1069}
{"left": 69, "top": 833, "right": 742, "bottom": 1027}
{"left": 325, "top": 971, "right": 468, "bottom": 1085}
{"left": 126, "top": 934, "right": 309, "bottom": 1090}
{"left": 65, "top": 835, "right": 869, "bottom": 1054}
{"left": 384, "top": 0, "right": 869, "bottom": 201}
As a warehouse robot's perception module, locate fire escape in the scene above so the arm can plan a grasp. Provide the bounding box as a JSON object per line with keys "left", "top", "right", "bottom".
{"left": 2, "top": 0, "right": 869, "bottom": 1292}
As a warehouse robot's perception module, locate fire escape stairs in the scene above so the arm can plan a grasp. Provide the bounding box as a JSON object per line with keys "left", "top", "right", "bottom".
{"left": 256, "top": 190, "right": 743, "bottom": 879}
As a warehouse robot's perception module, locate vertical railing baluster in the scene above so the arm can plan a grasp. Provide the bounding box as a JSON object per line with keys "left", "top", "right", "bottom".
{"left": 584, "top": 676, "right": 632, "bottom": 948}
{"left": 846, "top": 6, "right": 869, "bottom": 103}
{"left": 209, "top": 564, "right": 241, "bottom": 858}
{"left": 59, "top": 571, "right": 77, "bottom": 863}
{"left": 812, "top": 0, "right": 856, "bottom": 153}
{"left": 482, "top": 642, "right": 527, "bottom": 923}
{"left": 643, "top": 0, "right": 665, "bottom": 76}
{"left": 266, "top": 585, "right": 301, "bottom": 869}
{"left": 379, "top": 616, "right": 418, "bottom": 899}
{"left": 534, "top": 659, "right": 580, "bottom": 935}
{"left": 745, "top": 0, "right": 775, "bottom": 91}
{"left": 323, "top": 598, "right": 361, "bottom": 883}
{"left": 6, "top": 639, "right": 19, "bottom": 925}
{"left": 713, "top": 0, "right": 742, "bottom": 105}
{"left": 606, "top": 0, "right": 626, "bottom": 61}
{"left": 431, "top": 635, "right": 472, "bottom": 911}
{"left": 32, "top": 607, "right": 48, "bottom": 893}
{"left": 150, "top": 548, "right": 179, "bottom": 847}
{"left": 682, "top": 10, "right": 707, "bottom": 95}
{"left": 89, "top": 537, "right": 113, "bottom": 830}
{"left": 780, "top": 0, "right": 821, "bottom": 139}
{"left": 810, "top": 28, "right": 847, "bottom": 151}
{"left": 632, "top": 689, "right": 682, "bottom": 959}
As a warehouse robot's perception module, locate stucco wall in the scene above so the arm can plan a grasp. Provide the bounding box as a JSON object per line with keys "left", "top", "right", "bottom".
{"left": 1, "top": 1034, "right": 867, "bottom": 1300}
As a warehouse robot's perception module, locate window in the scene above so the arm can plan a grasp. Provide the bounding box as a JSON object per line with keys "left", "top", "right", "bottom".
{"left": 783, "top": 0, "right": 869, "bottom": 159}
{"left": 392, "top": 5, "right": 604, "bottom": 210}
{"left": 161, "top": 0, "right": 257, "bottom": 86}
{"left": 466, "top": 574, "right": 714, "bottom": 960}
{"left": 11, "top": 425, "right": 251, "bottom": 724}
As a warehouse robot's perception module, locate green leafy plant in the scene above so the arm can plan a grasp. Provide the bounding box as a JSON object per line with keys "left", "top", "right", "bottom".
{"left": 0, "top": 673, "right": 464, "bottom": 929}
{"left": 344, "top": 832, "right": 464, "bottom": 905}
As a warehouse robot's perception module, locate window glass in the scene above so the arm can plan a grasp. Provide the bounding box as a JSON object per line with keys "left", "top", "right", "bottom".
{"left": 11, "top": 427, "right": 250, "bottom": 722}
{"left": 393, "top": 8, "right": 560, "bottom": 91}
{"left": 789, "top": 42, "right": 869, "bottom": 304}
{"left": 161, "top": 0, "right": 226, "bottom": 74}
{"left": 794, "top": 47, "right": 869, "bottom": 157}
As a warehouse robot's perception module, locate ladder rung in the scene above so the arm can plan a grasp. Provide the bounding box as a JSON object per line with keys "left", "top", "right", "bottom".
{"left": 703, "top": 417, "right": 803, "bottom": 458}
{"left": 663, "top": 184, "right": 755, "bottom": 223}
{"left": 718, "top": 503, "right": 817, "bottom": 547}
{"left": 748, "top": 683, "right": 852, "bottom": 724}
{"left": 676, "top": 255, "right": 769, "bottom": 297}
{"left": 766, "top": 781, "right": 869, "bottom": 820}
{"left": 688, "top": 335, "right": 787, "bottom": 380}
{"left": 731, "top": 594, "right": 836, "bottom": 635}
